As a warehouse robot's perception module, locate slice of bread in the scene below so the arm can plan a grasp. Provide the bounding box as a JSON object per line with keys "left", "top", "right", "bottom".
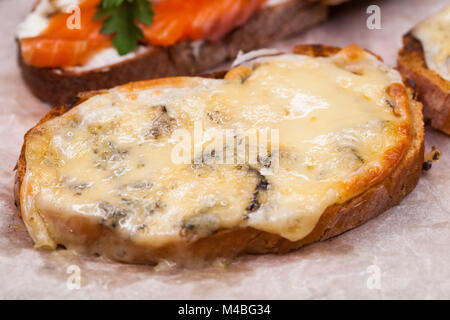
{"left": 398, "top": 18, "right": 450, "bottom": 135}
{"left": 15, "top": 44, "right": 424, "bottom": 265}
{"left": 17, "top": 0, "right": 327, "bottom": 106}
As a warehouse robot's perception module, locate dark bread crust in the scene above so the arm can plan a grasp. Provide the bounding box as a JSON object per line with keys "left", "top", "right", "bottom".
{"left": 18, "top": 0, "right": 327, "bottom": 107}
{"left": 398, "top": 33, "right": 450, "bottom": 135}
{"left": 15, "top": 44, "right": 424, "bottom": 264}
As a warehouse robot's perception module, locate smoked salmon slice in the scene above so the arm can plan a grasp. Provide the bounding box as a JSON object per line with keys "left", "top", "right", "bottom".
{"left": 143, "top": 0, "right": 266, "bottom": 45}
{"left": 20, "top": 0, "right": 109, "bottom": 68}
{"left": 21, "top": 38, "right": 90, "bottom": 67}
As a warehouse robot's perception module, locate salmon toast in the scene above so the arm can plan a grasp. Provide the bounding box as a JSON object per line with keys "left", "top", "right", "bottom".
{"left": 16, "top": 0, "right": 338, "bottom": 106}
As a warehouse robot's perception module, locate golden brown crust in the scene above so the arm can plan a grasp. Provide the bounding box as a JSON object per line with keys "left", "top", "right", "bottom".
{"left": 14, "top": 106, "right": 68, "bottom": 210}
{"left": 398, "top": 33, "right": 450, "bottom": 135}
{"left": 15, "top": 44, "right": 424, "bottom": 264}
{"left": 18, "top": 0, "right": 327, "bottom": 106}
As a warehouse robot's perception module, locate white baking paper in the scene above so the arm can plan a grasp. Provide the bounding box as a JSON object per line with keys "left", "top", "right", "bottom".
{"left": 0, "top": 0, "right": 449, "bottom": 299}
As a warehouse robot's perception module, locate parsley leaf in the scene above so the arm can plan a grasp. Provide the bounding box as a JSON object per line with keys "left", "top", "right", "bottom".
{"left": 94, "top": 0, "right": 154, "bottom": 56}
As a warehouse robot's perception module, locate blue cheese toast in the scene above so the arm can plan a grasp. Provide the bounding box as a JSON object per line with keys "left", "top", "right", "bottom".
{"left": 15, "top": 45, "right": 424, "bottom": 264}
{"left": 398, "top": 5, "right": 450, "bottom": 135}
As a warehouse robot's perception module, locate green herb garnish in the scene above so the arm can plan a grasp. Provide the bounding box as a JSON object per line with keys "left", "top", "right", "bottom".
{"left": 94, "top": 0, "right": 154, "bottom": 56}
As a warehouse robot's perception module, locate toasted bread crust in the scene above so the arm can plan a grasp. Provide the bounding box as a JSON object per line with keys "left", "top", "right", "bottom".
{"left": 18, "top": 0, "right": 326, "bottom": 106}
{"left": 398, "top": 33, "right": 450, "bottom": 135}
{"left": 15, "top": 44, "right": 424, "bottom": 264}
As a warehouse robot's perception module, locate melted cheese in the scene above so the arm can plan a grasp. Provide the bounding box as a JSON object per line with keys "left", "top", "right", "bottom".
{"left": 22, "top": 49, "right": 409, "bottom": 252}
{"left": 412, "top": 5, "right": 450, "bottom": 81}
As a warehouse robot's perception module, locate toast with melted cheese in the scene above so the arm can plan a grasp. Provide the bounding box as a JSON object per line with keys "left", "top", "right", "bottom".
{"left": 15, "top": 44, "right": 424, "bottom": 264}
{"left": 398, "top": 5, "right": 450, "bottom": 135}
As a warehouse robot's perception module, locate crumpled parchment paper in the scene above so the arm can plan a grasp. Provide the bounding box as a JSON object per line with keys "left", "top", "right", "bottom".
{"left": 0, "top": 0, "right": 449, "bottom": 299}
